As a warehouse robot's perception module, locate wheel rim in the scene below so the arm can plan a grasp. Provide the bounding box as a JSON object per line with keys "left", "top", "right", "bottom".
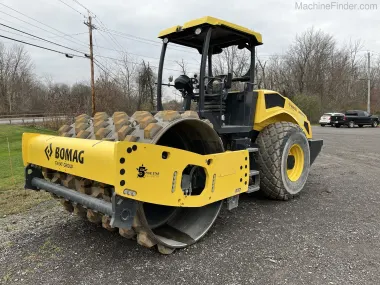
{"left": 286, "top": 144, "right": 305, "bottom": 182}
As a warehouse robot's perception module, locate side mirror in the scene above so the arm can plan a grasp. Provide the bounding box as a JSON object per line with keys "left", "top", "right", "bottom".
{"left": 225, "top": 73, "right": 232, "bottom": 89}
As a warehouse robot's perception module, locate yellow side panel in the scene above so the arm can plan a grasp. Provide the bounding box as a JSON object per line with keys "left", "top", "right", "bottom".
{"left": 114, "top": 142, "right": 249, "bottom": 207}
{"left": 22, "top": 133, "right": 117, "bottom": 185}
{"left": 253, "top": 90, "right": 313, "bottom": 139}
{"left": 22, "top": 134, "right": 249, "bottom": 207}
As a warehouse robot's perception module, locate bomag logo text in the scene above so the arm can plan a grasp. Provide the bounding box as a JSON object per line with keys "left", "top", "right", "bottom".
{"left": 55, "top": 147, "right": 85, "bottom": 164}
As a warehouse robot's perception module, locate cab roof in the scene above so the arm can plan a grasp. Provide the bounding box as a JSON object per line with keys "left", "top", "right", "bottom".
{"left": 158, "top": 16, "right": 263, "bottom": 51}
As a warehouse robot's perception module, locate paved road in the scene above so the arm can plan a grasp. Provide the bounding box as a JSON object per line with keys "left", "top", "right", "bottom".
{"left": 0, "top": 116, "right": 67, "bottom": 125}
{"left": 1, "top": 126, "right": 380, "bottom": 285}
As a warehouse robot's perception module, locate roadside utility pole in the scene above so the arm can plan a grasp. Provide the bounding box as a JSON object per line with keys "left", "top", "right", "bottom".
{"left": 85, "top": 15, "right": 96, "bottom": 116}
{"left": 367, "top": 51, "right": 371, "bottom": 114}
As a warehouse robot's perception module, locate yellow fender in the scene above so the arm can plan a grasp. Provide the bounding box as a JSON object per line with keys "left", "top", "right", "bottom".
{"left": 253, "top": 90, "right": 313, "bottom": 139}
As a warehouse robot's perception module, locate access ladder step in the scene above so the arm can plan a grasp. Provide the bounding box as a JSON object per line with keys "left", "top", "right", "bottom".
{"left": 247, "top": 148, "right": 258, "bottom": 153}
{"left": 247, "top": 185, "right": 260, "bottom": 193}
{"left": 246, "top": 169, "right": 260, "bottom": 193}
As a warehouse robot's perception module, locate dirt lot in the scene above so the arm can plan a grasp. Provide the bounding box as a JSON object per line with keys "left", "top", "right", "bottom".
{"left": 1, "top": 126, "right": 380, "bottom": 285}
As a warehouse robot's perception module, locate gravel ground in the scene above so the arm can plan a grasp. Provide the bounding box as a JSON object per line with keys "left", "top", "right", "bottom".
{"left": 1, "top": 126, "right": 380, "bottom": 285}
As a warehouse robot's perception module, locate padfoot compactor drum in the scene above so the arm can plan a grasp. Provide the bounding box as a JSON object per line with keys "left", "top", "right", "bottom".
{"left": 22, "top": 16, "right": 323, "bottom": 254}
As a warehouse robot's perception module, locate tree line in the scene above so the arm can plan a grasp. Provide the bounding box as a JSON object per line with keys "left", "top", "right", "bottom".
{"left": 0, "top": 27, "right": 379, "bottom": 123}
{"left": 0, "top": 45, "right": 158, "bottom": 117}
{"left": 213, "top": 27, "right": 380, "bottom": 121}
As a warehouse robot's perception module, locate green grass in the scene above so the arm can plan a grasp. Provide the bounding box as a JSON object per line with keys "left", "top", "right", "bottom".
{"left": 0, "top": 125, "right": 57, "bottom": 216}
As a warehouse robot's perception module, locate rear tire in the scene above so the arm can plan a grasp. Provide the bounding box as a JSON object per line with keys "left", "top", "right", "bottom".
{"left": 320, "top": 124, "right": 325, "bottom": 127}
{"left": 359, "top": 125, "right": 364, "bottom": 128}
{"left": 372, "top": 120, "right": 378, "bottom": 128}
{"left": 348, "top": 121, "right": 355, "bottom": 128}
{"left": 335, "top": 124, "right": 341, "bottom": 128}
{"left": 255, "top": 122, "right": 311, "bottom": 200}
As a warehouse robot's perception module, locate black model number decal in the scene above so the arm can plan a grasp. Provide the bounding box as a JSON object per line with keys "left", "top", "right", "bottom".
{"left": 55, "top": 161, "right": 74, "bottom": 169}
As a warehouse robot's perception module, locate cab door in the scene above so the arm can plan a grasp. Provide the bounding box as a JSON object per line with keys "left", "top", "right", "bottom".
{"left": 356, "top": 111, "right": 367, "bottom": 124}
{"left": 362, "top": 111, "right": 372, "bottom": 124}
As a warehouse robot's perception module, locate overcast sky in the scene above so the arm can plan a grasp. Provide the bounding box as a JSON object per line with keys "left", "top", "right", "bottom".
{"left": 0, "top": 0, "right": 379, "bottom": 91}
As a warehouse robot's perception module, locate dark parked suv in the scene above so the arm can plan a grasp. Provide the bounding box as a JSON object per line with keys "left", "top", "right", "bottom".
{"left": 332, "top": 110, "right": 379, "bottom": 128}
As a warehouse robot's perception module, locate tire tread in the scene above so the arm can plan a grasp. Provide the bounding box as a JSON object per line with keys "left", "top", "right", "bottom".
{"left": 255, "top": 122, "right": 304, "bottom": 200}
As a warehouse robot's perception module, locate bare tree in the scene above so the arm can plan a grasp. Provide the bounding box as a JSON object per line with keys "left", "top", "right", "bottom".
{"left": 175, "top": 59, "right": 188, "bottom": 75}
{"left": 261, "top": 27, "right": 370, "bottom": 115}
{"left": 213, "top": 45, "right": 250, "bottom": 77}
{"left": 0, "top": 43, "right": 34, "bottom": 114}
{"left": 256, "top": 56, "right": 267, "bottom": 89}
{"left": 117, "top": 53, "right": 138, "bottom": 99}
{"left": 136, "top": 60, "right": 156, "bottom": 110}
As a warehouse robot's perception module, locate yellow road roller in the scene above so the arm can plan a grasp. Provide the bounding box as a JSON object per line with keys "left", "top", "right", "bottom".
{"left": 22, "top": 16, "right": 323, "bottom": 254}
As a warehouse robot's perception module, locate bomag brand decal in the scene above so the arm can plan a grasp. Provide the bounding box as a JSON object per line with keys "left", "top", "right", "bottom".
{"left": 288, "top": 102, "right": 307, "bottom": 118}
{"left": 288, "top": 102, "right": 298, "bottom": 112}
{"left": 45, "top": 143, "right": 53, "bottom": 160}
{"left": 55, "top": 147, "right": 84, "bottom": 164}
{"left": 44, "top": 144, "right": 85, "bottom": 169}
{"left": 298, "top": 110, "right": 307, "bottom": 118}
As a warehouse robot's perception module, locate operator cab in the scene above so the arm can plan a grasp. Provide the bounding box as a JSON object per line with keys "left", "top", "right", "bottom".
{"left": 156, "top": 16, "right": 263, "bottom": 134}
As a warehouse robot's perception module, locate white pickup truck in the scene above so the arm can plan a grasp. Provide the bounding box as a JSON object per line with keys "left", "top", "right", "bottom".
{"left": 319, "top": 112, "right": 344, "bottom": 127}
